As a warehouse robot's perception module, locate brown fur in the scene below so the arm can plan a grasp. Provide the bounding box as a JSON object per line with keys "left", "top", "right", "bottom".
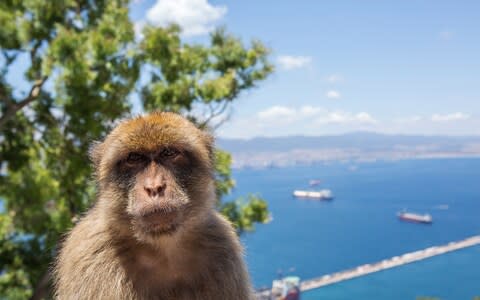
{"left": 53, "top": 112, "right": 253, "bottom": 300}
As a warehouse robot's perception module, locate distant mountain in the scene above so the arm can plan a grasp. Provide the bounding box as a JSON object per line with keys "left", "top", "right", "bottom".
{"left": 217, "top": 132, "right": 480, "bottom": 152}
{"left": 216, "top": 132, "right": 480, "bottom": 168}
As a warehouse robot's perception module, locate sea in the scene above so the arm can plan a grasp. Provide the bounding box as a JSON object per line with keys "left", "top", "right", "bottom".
{"left": 230, "top": 158, "right": 480, "bottom": 300}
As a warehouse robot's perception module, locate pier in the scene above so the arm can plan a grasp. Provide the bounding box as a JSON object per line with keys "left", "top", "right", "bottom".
{"left": 256, "top": 235, "right": 480, "bottom": 298}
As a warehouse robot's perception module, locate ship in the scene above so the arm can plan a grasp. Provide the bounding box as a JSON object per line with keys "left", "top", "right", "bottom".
{"left": 271, "top": 276, "right": 301, "bottom": 300}
{"left": 397, "top": 211, "right": 433, "bottom": 224}
{"left": 309, "top": 179, "right": 321, "bottom": 186}
{"left": 293, "top": 189, "right": 333, "bottom": 200}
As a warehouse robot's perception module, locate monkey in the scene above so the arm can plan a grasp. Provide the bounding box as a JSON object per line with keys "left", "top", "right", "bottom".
{"left": 53, "top": 112, "right": 254, "bottom": 300}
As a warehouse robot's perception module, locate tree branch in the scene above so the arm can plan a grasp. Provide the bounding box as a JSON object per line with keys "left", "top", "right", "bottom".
{"left": 199, "top": 101, "right": 230, "bottom": 129}
{"left": 30, "top": 40, "right": 42, "bottom": 63}
{"left": 0, "top": 76, "right": 48, "bottom": 129}
{"left": 30, "top": 270, "right": 51, "bottom": 300}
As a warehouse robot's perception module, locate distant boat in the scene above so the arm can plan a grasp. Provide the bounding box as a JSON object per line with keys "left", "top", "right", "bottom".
{"left": 293, "top": 189, "right": 333, "bottom": 200}
{"left": 434, "top": 204, "right": 449, "bottom": 210}
{"left": 397, "top": 211, "right": 433, "bottom": 224}
{"left": 271, "top": 276, "right": 301, "bottom": 300}
{"left": 309, "top": 179, "right": 322, "bottom": 186}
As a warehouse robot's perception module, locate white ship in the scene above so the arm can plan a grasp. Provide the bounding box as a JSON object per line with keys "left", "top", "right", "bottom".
{"left": 293, "top": 189, "right": 333, "bottom": 200}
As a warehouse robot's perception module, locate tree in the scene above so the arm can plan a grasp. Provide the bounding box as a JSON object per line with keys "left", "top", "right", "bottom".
{"left": 0, "top": 1, "right": 273, "bottom": 298}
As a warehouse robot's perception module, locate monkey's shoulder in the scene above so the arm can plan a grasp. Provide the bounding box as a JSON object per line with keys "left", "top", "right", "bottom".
{"left": 184, "top": 212, "right": 245, "bottom": 264}
{"left": 57, "top": 211, "right": 117, "bottom": 266}
{"left": 54, "top": 211, "right": 136, "bottom": 298}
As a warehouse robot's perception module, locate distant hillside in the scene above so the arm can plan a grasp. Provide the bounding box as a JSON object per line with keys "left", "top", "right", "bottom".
{"left": 216, "top": 132, "right": 480, "bottom": 168}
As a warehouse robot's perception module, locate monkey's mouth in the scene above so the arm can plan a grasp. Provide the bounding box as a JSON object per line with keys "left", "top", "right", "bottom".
{"left": 134, "top": 208, "right": 182, "bottom": 235}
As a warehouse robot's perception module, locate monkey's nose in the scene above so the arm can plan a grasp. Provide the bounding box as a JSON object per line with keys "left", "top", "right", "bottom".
{"left": 144, "top": 184, "right": 166, "bottom": 199}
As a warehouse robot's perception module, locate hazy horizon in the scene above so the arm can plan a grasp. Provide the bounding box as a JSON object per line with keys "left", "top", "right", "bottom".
{"left": 216, "top": 130, "right": 480, "bottom": 141}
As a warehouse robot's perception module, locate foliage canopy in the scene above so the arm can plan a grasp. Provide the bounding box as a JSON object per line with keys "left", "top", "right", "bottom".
{"left": 0, "top": 1, "right": 273, "bottom": 298}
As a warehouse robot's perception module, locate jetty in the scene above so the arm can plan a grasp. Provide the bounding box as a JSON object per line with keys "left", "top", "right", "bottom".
{"left": 256, "top": 235, "right": 480, "bottom": 298}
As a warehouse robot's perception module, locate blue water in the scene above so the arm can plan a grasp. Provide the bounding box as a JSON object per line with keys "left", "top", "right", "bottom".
{"left": 303, "top": 245, "right": 480, "bottom": 300}
{"left": 232, "top": 158, "right": 480, "bottom": 298}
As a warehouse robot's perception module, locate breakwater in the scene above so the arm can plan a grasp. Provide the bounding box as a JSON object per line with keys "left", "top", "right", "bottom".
{"left": 301, "top": 235, "right": 480, "bottom": 291}
{"left": 256, "top": 235, "right": 480, "bottom": 298}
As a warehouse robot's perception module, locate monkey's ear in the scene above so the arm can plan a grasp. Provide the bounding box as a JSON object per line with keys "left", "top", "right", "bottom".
{"left": 89, "top": 141, "right": 104, "bottom": 168}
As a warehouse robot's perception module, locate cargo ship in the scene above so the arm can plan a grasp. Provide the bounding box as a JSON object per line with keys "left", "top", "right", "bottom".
{"left": 397, "top": 211, "right": 432, "bottom": 224}
{"left": 293, "top": 189, "right": 333, "bottom": 200}
{"left": 271, "top": 276, "right": 301, "bottom": 300}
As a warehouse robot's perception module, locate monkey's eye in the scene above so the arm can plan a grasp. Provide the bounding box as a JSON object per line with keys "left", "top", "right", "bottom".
{"left": 126, "top": 152, "right": 147, "bottom": 164}
{"left": 161, "top": 148, "right": 179, "bottom": 159}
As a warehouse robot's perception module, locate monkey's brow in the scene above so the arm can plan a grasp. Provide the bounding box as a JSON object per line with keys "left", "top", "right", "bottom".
{"left": 123, "top": 147, "right": 190, "bottom": 160}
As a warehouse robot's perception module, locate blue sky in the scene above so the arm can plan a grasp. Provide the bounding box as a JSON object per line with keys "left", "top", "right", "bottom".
{"left": 194, "top": 0, "right": 480, "bottom": 138}
{"left": 59, "top": 1, "right": 480, "bottom": 137}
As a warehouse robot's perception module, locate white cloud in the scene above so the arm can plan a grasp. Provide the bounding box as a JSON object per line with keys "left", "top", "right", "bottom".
{"left": 146, "top": 0, "right": 227, "bottom": 36}
{"left": 299, "top": 105, "right": 324, "bottom": 116}
{"left": 323, "top": 112, "right": 348, "bottom": 124}
{"left": 395, "top": 115, "right": 423, "bottom": 123}
{"left": 326, "top": 90, "right": 341, "bottom": 99}
{"left": 221, "top": 106, "right": 379, "bottom": 138}
{"left": 326, "top": 74, "right": 343, "bottom": 83}
{"left": 277, "top": 55, "right": 312, "bottom": 70}
{"left": 256, "top": 105, "right": 327, "bottom": 123}
{"left": 257, "top": 106, "right": 296, "bottom": 120}
{"left": 256, "top": 105, "right": 376, "bottom": 127}
{"left": 431, "top": 112, "right": 470, "bottom": 122}
{"left": 355, "top": 112, "right": 377, "bottom": 123}
{"left": 395, "top": 113, "right": 470, "bottom": 124}
{"left": 220, "top": 110, "right": 479, "bottom": 138}
{"left": 439, "top": 30, "right": 454, "bottom": 40}
{"left": 316, "top": 111, "right": 377, "bottom": 125}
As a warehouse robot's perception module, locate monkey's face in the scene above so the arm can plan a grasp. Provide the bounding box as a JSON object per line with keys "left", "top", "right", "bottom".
{"left": 121, "top": 148, "right": 192, "bottom": 236}
{"left": 91, "top": 112, "right": 214, "bottom": 241}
